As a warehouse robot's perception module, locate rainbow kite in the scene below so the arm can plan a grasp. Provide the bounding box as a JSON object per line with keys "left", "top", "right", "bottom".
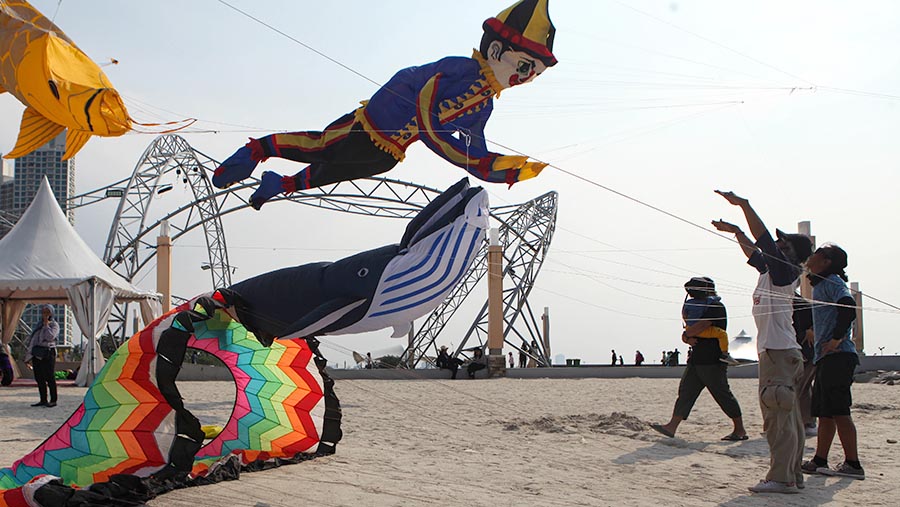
{"left": 0, "top": 294, "right": 341, "bottom": 506}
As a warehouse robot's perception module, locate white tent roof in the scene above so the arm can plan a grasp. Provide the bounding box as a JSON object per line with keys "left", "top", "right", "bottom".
{"left": 0, "top": 177, "right": 156, "bottom": 302}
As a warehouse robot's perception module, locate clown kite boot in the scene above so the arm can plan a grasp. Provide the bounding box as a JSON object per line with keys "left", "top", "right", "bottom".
{"left": 212, "top": 138, "right": 266, "bottom": 189}
{"left": 250, "top": 171, "right": 289, "bottom": 210}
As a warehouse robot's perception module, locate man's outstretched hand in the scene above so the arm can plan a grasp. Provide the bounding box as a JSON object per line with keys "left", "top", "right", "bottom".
{"left": 714, "top": 189, "right": 748, "bottom": 207}
{"left": 712, "top": 219, "right": 741, "bottom": 234}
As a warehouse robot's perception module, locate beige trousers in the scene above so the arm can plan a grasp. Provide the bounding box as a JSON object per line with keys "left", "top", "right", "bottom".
{"left": 758, "top": 348, "right": 804, "bottom": 484}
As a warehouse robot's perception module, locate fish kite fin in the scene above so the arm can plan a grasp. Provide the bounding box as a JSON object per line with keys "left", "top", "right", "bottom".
{"left": 62, "top": 129, "right": 92, "bottom": 160}
{"left": 4, "top": 107, "right": 65, "bottom": 159}
{"left": 280, "top": 298, "right": 366, "bottom": 339}
{"left": 390, "top": 322, "right": 411, "bottom": 338}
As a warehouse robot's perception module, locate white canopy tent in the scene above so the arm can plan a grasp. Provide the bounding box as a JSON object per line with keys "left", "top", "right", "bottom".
{"left": 0, "top": 177, "right": 161, "bottom": 386}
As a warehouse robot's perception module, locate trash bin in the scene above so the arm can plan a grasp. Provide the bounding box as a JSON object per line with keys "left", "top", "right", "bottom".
{"left": 566, "top": 359, "right": 574, "bottom": 366}
{"left": 572, "top": 358, "right": 581, "bottom": 366}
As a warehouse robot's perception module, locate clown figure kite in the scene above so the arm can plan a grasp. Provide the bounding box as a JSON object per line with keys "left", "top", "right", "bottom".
{"left": 213, "top": 0, "right": 557, "bottom": 209}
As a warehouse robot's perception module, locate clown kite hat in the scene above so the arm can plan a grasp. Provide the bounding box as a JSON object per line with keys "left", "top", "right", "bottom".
{"left": 483, "top": 0, "right": 557, "bottom": 67}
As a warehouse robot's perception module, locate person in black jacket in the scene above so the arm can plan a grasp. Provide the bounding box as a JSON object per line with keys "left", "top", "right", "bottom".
{"left": 436, "top": 345, "right": 463, "bottom": 379}
{"left": 651, "top": 295, "right": 746, "bottom": 441}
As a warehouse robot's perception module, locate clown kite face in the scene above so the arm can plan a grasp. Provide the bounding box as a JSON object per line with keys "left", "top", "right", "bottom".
{"left": 485, "top": 40, "right": 548, "bottom": 89}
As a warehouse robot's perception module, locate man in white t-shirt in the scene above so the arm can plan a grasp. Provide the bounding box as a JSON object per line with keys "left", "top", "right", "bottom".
{"left": 712, "top": 190, "right": 813, "bottom": 495}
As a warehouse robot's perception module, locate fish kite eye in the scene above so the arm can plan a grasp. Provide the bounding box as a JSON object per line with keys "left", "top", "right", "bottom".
{"left": 357, "top": 268, "right": 369, "bottom": 278}
{"left": 47, "top": 80, "right": 60, "bottom": 100}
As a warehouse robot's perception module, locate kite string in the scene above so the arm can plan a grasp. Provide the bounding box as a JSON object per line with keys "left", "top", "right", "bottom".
{"left": 50, "top": 0, "right": 63, "bottom": 23}
{"left": 214, "top": 0, "right": 381, "bottom": 90}
{"left": 209, "top": 0, "right": 900, "bottom": 313}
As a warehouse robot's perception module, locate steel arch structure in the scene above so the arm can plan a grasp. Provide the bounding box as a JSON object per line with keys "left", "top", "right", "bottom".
{"left": 98, "top": 135, "right": 231, "bottom": 289}
{"left": 70, "top": 135, "right": 559, "bottom": 355}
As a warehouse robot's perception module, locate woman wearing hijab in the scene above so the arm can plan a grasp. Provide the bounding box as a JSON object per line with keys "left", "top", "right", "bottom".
{"left": 25, "top": 305, "right": 60, "bottom": 407}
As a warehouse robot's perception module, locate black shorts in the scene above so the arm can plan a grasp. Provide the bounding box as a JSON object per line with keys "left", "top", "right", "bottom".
{"left": 811, "top": 352, "right": 859, "bottom": 418}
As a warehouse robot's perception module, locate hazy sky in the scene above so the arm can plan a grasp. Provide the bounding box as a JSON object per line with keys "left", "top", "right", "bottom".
{"left": 2, "top": 0, "right": 898, "bottom": 366}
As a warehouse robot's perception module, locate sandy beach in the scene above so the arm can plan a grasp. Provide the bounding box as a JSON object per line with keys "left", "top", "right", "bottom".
{"left": 1, "top": 377, "right": 898, "bottom": 506}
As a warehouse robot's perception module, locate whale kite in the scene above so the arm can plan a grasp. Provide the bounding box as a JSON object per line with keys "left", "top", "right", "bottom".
{"left": 222, "top": 177, "right": 490, "bottom": 345}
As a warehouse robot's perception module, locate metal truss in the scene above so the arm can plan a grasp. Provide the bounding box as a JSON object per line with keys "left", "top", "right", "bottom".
{"left": 74, "top": 136, "right": 228, "bottom": 341}
{"left": 0, "top": 210, "right": 18, "bottom": 237}
{"left": 402, "top": 191, "right": 558, "bottom": 368}
{"left": 99, "top": 135, "right": 231, "bottom": 289}
{"left": 69, "top": 135, "right": 558, "bottom": 353}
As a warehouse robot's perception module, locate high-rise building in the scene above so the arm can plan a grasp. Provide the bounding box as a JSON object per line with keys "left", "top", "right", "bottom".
{"left": 0, "top": 133, "right": 76, "bottom": 345}
{"left": 0, "top": 158, "right": 14, "bottom": 236}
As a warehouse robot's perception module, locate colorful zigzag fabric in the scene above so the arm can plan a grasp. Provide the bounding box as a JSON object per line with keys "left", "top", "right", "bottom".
{"left": 0, "top": 295, "right": 341, "bottom": 505}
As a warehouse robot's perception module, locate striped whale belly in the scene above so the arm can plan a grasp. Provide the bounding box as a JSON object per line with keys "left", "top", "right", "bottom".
{"left": 343, "top": 221, "right": 483, "bottom": 334}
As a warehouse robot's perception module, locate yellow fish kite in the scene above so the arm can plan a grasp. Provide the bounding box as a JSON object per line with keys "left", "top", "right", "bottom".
{"left": 0, "top": 0, "right": 130, "bottom": 159}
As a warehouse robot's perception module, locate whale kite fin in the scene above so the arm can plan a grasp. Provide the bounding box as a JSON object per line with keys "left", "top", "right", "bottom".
{"left": 281, "top": 298, "right": 366, "bottom": 339}
{"left": 5, "top": 107, "right": 64, "bottom": 159}
{"left": 390, "top": 321, "right": 411, "bottom": 338}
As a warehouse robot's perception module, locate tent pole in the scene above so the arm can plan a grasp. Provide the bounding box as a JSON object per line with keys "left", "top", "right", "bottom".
{"left": 88, "top": 278, "right": 96, "bottom": 384}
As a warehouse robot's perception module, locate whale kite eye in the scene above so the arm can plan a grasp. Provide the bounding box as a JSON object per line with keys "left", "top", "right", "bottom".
{"left": 357, "top": 268, "right": 369, "bottom": 278}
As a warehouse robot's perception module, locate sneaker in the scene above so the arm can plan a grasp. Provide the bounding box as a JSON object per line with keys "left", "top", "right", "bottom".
{"left": 802, "top": 459, "right": 826, "bottom": 474}
{"left": 719, "top": 353, "right": 740, "bottom": 366}
{"left": 212, "top": 144, "right": 259, "bottom": 189}
{"left": 250, "top": 171, "right": 286, "bottom": 210}
{"left": 818, "top": 462, "right": 865, "bottom": 480}
{"left": 748, "top": 480, "right": 799, "bottom": 494}
{"left": 45, "top": 402, "right": 57, "bottom": 408}
{"left": 31, "top": 401, "right": 48, "bottom": 407}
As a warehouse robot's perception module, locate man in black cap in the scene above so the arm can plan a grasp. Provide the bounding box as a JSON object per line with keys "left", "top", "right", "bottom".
{"left": 712, "top": 190, "right": 813, "bottom": 494}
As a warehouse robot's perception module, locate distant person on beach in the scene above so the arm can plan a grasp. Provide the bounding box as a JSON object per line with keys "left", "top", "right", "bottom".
{"left": 635, "top": 351, "right": 644, "bottom": 366}
{"left": 0, "top": 342, "right": 14, "bottom": 386}
{"left": 683, "top": 277, "right": 739, "bottom": 366}
{"left": 25, "top": 305, "right": 59, "bottom": 407}
{"left": 801, "top": 244, "right": 864, "bottom": 480}
{"left": 365, "top": 352, "right": 374, "bottom": 369}
{"left": 792, "top": 292, "right": 817, "bottom": 437}
{"left": 712, "top": 189, "right": 812, "bottom": 494}
{"left": 437, "top": 345, "right": 464, "bottom": 379}
{"left": 661, "top": 350, "right": 667, "bottom": 365}
{"left": 671, "top": 349, "right": 680, "bottom": 366}
{"left": 508, "top": 351, "right": 515, "bottom": 369}
{"left": 467, "top": 348, "right": 487, "bottom": 379}
{"left": 519, "top": 342, "right": 528, "bottom": 368}
{"left": 618, "top": 355, "right": 623, "bottom": 366}
{"left": 611, "top": 350, "right": 617, "bottom": 366}
{"left": 651, "top": 280, "right": 746, "bottom": 443}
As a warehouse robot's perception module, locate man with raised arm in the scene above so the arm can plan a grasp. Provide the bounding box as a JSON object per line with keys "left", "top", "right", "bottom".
{"left": 712, "top": 190, "right": 813, "bottom": 494}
